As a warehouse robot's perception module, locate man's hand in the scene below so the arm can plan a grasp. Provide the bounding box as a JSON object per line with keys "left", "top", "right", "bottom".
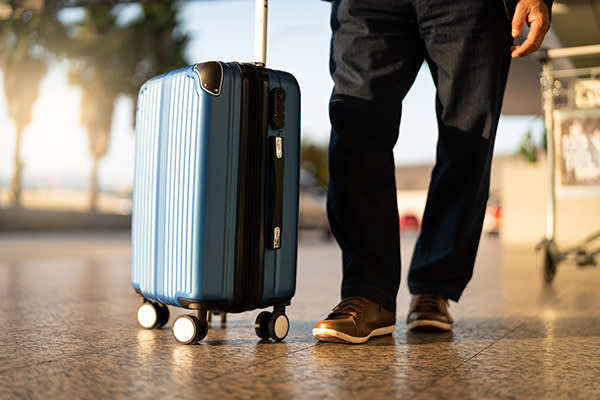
{"left": 510, "top": 0, "right": 551, "bottom": 58}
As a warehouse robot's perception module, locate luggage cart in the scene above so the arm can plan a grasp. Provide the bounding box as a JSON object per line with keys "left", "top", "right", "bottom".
{"left": 536, "top": 44, "right": 600, "bottom": 283}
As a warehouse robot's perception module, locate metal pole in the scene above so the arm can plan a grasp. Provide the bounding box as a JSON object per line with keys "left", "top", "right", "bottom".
{"left": 254, "top": 0, "right": 267, "bottom": 66}
{"left": 546, "top": 44, "right": 600, "bottom": 59}
{"left": 542, "top": 59, "right": 556, "bottom": 241}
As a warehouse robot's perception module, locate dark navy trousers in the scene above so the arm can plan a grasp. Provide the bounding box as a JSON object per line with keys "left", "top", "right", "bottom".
{"left": 327, "top": 0, "right": 513, "bottom": 313}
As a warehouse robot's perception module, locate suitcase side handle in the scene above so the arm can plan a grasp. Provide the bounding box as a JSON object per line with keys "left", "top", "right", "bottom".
{"left": 268, "top": 136, "right": 284, "bottom": 249}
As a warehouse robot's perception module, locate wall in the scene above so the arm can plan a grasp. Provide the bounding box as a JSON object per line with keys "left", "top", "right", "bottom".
{"left": 501, "top": 153, "right": 600, "bottom": 246}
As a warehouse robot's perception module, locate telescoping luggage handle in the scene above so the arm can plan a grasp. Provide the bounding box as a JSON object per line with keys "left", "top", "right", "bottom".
{"left": 255, "top": 0, "right": 286, "bottom": 250}
{"left": 254, "top": 0, "right": 268, "bottom": 66}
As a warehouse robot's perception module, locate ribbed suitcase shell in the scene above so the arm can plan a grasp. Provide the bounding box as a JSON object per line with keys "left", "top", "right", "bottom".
{"left": 131, "top": 62, "right": 300, "bottom": 311}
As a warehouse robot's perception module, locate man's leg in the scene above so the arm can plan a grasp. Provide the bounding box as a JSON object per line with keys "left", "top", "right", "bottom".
{"left": 313, "top": 0, "right": 423, "bottom": 344}
{"left": 407, "top": 0, "right": 513, "bottom": 302}
{"left": 328, "top": 0, "right": 424, "bottom": 312}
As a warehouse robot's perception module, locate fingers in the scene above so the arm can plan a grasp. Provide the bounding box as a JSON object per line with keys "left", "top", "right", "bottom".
{"left": 510, "top": 1, "right": 551, "bottom": 58}
{"left": 511, "top": 2, "right": 527, "bottom": 38}
{"left": 511, "top": 18, "right": 545, "bottom": 58}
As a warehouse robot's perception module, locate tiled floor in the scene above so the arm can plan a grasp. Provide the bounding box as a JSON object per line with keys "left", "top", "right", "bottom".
{"left": 1, "top": 231, "right": 599, "bottom": 399}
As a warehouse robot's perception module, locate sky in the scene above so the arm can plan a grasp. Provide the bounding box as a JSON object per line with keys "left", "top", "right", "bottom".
{"left": 0, "top": 0, "right": 545, "bottom": 191}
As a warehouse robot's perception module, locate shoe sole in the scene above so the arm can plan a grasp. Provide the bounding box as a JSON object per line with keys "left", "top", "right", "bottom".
{"left": 312, "top": 324, "right": 396, "bottom": 344}
{"left": 407, "top": 319, "right": 453, "bottom": 332}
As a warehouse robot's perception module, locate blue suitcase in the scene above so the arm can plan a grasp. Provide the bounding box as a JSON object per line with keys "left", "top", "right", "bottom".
{"left": 131, "top": 61, "right": 300, "bottom": 344}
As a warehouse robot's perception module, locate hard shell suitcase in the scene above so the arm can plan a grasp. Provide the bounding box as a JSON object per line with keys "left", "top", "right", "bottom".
{"left": 131, "top": 0, "right": 300, "bottom": 344}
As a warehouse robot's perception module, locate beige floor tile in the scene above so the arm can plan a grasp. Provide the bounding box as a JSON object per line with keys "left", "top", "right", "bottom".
{"left": 1, "top": 231, "right": 599, "bottom": 400}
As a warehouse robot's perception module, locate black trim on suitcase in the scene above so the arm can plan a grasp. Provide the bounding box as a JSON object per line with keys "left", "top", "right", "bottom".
{"left": 178, "top": 298, "right": 228, "bottom": 310}
{"left": 267, "top": 136, "right": 284, "bottom": 249}
{"left": 229, "top": 63, "right": 270, "bottom": 313}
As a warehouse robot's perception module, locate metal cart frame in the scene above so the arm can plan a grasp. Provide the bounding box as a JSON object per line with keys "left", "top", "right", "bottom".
{"left": 536, "top": 44, "right": 600, "bottom": 282}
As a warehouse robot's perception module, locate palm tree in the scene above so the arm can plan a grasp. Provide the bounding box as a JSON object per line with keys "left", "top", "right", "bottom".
{"left": 0, "top": 3, "right": 189, "bottom": 211}
{"left": 0, "top": 13, "right": 49, "bottom": 208}
{"left": 123, "top": 3, "right": 188, "bottom": 101}
{"left": 66, "top": 7, "right": 122, "bottom": 211}
{"left": 67, "top": 3, "right": 188, "bottom": 211}
{"left": 80, "top": 79, "right": 119, "bottom": 211}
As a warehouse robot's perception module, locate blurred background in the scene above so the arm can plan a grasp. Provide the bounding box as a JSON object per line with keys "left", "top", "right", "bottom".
{"left": 0, "top": 0, "right": 599, "bottom": 245}
{"left": 0, "top": 0, "right": 192, "bottom": 229}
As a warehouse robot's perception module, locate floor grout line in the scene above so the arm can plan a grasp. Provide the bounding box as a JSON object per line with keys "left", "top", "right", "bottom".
{"left": 413, "top": 321, "right": 528, "bottom": 400}
{"left": 410, "top": 273, "right": 581, "bottom": 400}
{"left": 451, "top": 322, "right": 526, "bottom": 371}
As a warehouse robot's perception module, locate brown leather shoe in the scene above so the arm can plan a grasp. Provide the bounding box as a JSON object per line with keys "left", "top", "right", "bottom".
{"left": 312, "top": 297, "right": 396, "bottom": 344}
{"left": 406, "top": 294, "right": 454, "bottom": 331}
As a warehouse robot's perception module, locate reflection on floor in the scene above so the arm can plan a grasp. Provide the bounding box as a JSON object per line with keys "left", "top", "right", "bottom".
{"left": 1, "top": 231, "right": 599, "bottom": 399}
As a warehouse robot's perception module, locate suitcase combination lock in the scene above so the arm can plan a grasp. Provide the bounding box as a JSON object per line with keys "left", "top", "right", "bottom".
{"left": 270, "top": 88, "right": 286, "bottom": 129}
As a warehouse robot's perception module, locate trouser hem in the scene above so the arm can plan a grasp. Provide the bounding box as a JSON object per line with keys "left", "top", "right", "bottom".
{"left": 408, "top": 283, "right": 465, "bottom": 303}
{"left": 342, "top": 286, "right": 397, "bottom": 314}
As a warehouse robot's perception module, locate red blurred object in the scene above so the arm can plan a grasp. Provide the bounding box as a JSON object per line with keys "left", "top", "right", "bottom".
{"left": 399, "top": 214, "right": 420, "bottom": 231}
{"left": 483, "top": 205, "right": 501, "bottom": 234}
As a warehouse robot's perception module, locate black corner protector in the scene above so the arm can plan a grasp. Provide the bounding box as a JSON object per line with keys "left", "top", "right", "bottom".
{"left": 194, "top": 61, "right": 224, "bottom": 96}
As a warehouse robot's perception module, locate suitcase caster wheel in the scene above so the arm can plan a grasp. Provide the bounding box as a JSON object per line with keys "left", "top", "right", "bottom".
{"left": 137, "top": 301, "right": 169, "bottom": 329}
{"left": 255, "top": 311, "right": 272, "bottom": 340}
{"left": 543, "top": 247, "right": 557, "bottom": 283}
{"left": 156, "top": 303, "right": 170, "bottom": 328}
{"left": 172, "top": 315, "right": 208, "bottom": 344}
{"left": 540, "top": 240, "right": 558, "bottom": 284}
{"left": 268, "top": 312, "right": 289, "bottom": 342}
{"left": 137, "top": 302, "right": 160, "bottom": 329}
